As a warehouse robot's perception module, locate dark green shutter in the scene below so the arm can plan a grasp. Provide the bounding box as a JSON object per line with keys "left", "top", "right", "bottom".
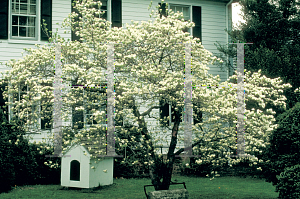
{"left": 112, "top": 0, "right": 122, "bottom": 27}
{"left": 0, "top": 82, "right": 8, "bottom": 121}
{"left": 71, "top": 0, "right": 81, "bottom": 41}
{"left": 72, "top": 82, "right": 84, "bottom": 129}
{"left": 41, "top": 0, "right": 52, "bottom": 41}
{"left": 193, "top": 109, "right": 203, "bottom": 125}
{"left": 0, "top": 0, "right": 8, "bottom": 39}
{"left": 158, "top": 3, "right": 167, "bottom": 18}
{"left": 160, "top": 100, "right": 169, "bottom": 126}
{"left": 41, "top": 104, "right": 52, "bottom": 129}
{"left": 72, "top": 106, "right": 84, "bottom": 129}
{"left": 192, "top": 6, "right": 201, "bottom": 41}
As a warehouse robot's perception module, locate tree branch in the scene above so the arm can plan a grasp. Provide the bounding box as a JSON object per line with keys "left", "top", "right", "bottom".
{"left": 140, "top": 105, "right": 160, "bottom": 117}
{"left": 174, "top": 129, "right": 233, "bottom": 156}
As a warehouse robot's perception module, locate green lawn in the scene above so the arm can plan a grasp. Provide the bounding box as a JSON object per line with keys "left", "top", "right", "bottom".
{"left": 0, "top": 176, "right": 279, "bottom": 199}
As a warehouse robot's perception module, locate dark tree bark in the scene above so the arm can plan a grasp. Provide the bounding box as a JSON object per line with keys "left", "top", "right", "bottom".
{"left": 128, "top": 96, "right": 192, "bottom": 190}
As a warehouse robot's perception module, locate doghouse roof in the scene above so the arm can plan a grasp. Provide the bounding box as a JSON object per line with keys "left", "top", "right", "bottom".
{"left": 62, "top": 135, "right": 107, "bottom": 158}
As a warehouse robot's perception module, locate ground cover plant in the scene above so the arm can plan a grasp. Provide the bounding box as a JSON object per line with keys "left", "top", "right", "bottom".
{"left": 0, "top": 176, "right": 279, "bottom": 199}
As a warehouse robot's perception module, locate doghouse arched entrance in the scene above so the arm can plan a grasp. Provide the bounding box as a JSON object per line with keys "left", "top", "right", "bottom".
{"left": 70, "top": 160, "right": 80, "bottom": 181}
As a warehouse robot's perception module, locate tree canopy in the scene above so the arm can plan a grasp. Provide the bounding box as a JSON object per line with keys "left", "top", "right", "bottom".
{"left": 0, "top": 0, "right": 296, "bottom": 190}
{"left": 215, "top": 0, "right": 300, "bottom": 116}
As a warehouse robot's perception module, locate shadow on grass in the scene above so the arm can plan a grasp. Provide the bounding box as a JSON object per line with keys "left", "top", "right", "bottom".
{"left": 0, "top": 176, "right": 279, "bottom": 199}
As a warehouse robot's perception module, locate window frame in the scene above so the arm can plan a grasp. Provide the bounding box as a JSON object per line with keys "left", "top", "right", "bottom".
{"left": 83, "top": 86, "right": 107, "bottom": 128}
{"left": 168, "top": 3, "right": 192, "bottom": 34}
{"left": 9, "top": 0, "right": 39, "bottom": 40}
{"left": 8, "top": 80, "right": 53, "bottom": 131}
{"left": 71, "top": 83, "right": 107, "bottom": 130}
{"left": 159, "top": 3, "right": 201, "bottom": 40}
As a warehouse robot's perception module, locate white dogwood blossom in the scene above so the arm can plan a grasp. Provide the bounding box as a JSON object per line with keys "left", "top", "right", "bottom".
{"left": 0, "top": 0, "right": 298, "bottom": 185}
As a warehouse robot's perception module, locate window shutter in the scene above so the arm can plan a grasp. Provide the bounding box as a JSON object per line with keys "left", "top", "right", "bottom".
{"left": 41, "top": 0, "right": 52, "bottom": 41}
{"left": 160, "top": 100, "right": 170, "bottom": 126}
{"left": 0, "top": 82, "right": 9, "bottom": 122}
{"left": 72, "top": 106, "right": 84, "bottom": 129}
{"left": 0, "top": 0, "right": 8, "bottom": 39}
{"left": 112, "top": 0, "right": 122, "bottom": 27}
{"left": 71, "top": 0, "right": 81, "bottom": 41}
{"left": 193, "top": 108, "right": 203, "bottom": 125}
{"left": 192, "top": 6, "right": 201, "bottom": 42}
{"left": 158, "top": 3, "right": 167, "bottom": 18}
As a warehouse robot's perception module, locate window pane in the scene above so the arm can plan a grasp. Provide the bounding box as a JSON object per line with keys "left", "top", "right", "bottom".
{"left": 183, "top": 7, "right": 190, "bottom": 20}
{"left": 28, "top": 17, "right": 35, "bottom": 26}
{"left": 12, "top": 26, "right": 18, "bottom": 36}
{"left": 28, "top": 27, "right": 35, "bottom": 37}
{"left": 170, "top": 5, "right": 175, "bottom": 12}
{"left": 20, "top": 4, "right": 28, "bottom": 14}
{"left": 11, "top": 3, "right": 19, "bottom": 14}
{"left": 30, "top": 5, "right": 36, "bottom": 15}
{"left": 30, "top": 0, "right": 36, "bottom": 4}
{"left": 101, "top": 11, "right": 107, "bottom": 20}
{"left": 12, "top": 16, "right": 18, "bottom": 25}
{"left": 19, "top": 16, "right": 27, "bottom": 26}
{"left": 20, "top": 0, "right": 28, "bottom": 3}
{"left": 101, "top": 0, "right": 107, "bottom": 10}
{"left": 101, "top": 1, "right": 107, "bottom": 6}
{"left": 19, "top": 27, "right": 26, "bottom": 37}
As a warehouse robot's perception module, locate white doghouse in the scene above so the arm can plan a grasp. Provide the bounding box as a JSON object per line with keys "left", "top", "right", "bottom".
{"left": 61, "top": 143, "right": 113, "bottom": 188}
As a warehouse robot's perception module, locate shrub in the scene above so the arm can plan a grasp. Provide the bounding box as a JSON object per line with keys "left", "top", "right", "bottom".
{"left": 276, "top": 164, "right": 300, "bottom": 199}
{"left": 0, "top": 107, "right": 61, "bottom": 194}
{"left": 29, "top": 142, "right": 61, "bottom": 185}
{"left": 261, "top": 102, "right": 300, "bottom": 186}
{"left": 0, "top": 108, "right": 37, "bottom": 193}
{"left": 113, "top": 124, "right": 149, "bottom": 178}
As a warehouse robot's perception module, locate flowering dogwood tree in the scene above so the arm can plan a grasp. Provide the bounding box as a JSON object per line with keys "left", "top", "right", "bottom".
{"left": 0, "top": 0, "right": 296, "bottom": 191}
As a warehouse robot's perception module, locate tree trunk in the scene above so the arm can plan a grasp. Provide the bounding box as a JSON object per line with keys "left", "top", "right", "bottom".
{"left": 149, "top": 109, "right": 182, "bottom": 191}
{"left": 128, "top": 96, "right": 183, "bottom": 191}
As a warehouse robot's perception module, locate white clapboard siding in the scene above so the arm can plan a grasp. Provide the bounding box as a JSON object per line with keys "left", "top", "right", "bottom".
{"left": 122, "top": 0, "right": 229, "bottom": 82}
{"left": 52, "top": 0, "right": 72, "bottom": 41}
{"left": 0, "top": 0, "right": 235, "bottom": 149}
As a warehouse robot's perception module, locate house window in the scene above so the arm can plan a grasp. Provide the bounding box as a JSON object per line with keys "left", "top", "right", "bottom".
{"left": 159, "top": 100, "right": 182, "bottom": 126}
{"left": 170, "top": 5, "right": 190, "bottom": 21}
{"left": 170, "top": 5, "right": 190, "bottom": 33}
{"left": 71, "top": 0, "right": 122, "bottom": 41}
{"left": 11, "top": 0, "right": 37, "bottom": 39}
{"left": 70, "top": 160, "right": 80, "bottom": 181}
{"left": 158, "top": 3, "right": 201, "bottom": 41}
{"left": 159, "top": 100, "right": 203, "bottom": 127}
{"left": 0, "top": 0, "right": 52, "bottom": 40}
{"left": 71, "top": 0, "right": 108, "bottom": 41}
{"left": 7, "top": 81, "right": 52, "bottom": 130}
{"left": 72, "top": 83, "right": 107, "bottom": 129}
{"left": 84, "top": 86, "right": 106, "bottom": 127}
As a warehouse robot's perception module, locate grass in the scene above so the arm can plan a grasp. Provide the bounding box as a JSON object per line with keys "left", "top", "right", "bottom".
{"left": 0, "top": 175, "right": 279, "bottom": 199}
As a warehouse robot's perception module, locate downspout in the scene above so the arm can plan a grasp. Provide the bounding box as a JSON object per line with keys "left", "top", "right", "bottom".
{"left": 226, "top": 0, "right": 234, "bottom": 167}
{"left": 226, "top": 0, "right": 234, "bottom": 81}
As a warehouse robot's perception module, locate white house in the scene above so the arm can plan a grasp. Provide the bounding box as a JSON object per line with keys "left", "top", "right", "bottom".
{"left": 0, "top": 0, "right": 238, "bottom": 154}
